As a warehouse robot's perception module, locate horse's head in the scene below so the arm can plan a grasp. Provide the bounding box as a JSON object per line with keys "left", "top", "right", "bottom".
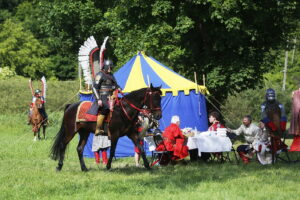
{"left": 35, "top": 97, "right": 43, "bottom": 109}
{"left": 144, "top": 84, "right": 162, "bottom": 120}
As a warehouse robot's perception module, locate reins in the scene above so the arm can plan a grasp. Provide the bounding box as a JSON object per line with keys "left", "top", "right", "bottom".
{"left": 118, "top": 89, "right": 161, "bottom": 121}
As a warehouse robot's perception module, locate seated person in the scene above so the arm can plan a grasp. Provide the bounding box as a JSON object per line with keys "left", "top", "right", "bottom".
{"left": 156, "top": 115, "right": 189, "bottom": 161}
{"left": 227, "top": 115, "right": 260, "bottom": 164}
{"left": 208, "top": 111, "right": 225, "bottom": 131}
{"left": 189, "top": 111, "right": 225, "bottom": 162}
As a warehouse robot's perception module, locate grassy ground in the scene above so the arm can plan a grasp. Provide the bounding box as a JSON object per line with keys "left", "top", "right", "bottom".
{"left": 1, "top": 113, "right": 300, "bottom": 200}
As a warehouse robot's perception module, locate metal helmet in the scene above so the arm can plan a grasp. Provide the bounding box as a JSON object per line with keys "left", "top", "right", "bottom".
{"left": 35, "top": 89, "right": 41, "bottom": 94}
{"left": 103, "top": 59, "right": 113, "bottom": 71}
{"left": 265, "top": 88, "right": 276, "bottom": 102}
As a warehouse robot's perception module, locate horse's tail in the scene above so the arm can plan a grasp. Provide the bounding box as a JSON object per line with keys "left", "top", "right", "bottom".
{"left": 50, "top": 104, "right": 71, "bottom": 161}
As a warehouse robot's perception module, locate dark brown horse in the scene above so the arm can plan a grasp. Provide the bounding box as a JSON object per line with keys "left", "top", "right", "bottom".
{"left": 50, "top": 85, "right": 162, "bottom": 171}
{"left": 29, "top": 97, "right": 47, "bottom": 141}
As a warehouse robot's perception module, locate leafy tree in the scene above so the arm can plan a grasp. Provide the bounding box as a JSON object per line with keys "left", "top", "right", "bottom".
{"left": 101, "top": 0, "right": 300, "bottom": 101}
{"left": 10, "top": 0, "right": 300, "bottom": 97}
{"left": 0, "top": 19, "right": 53, "bottom": 78}
{"left": 32, "top": 0, "right": 109, "bottom": 80}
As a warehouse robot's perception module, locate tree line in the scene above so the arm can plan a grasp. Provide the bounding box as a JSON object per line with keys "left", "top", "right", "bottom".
{"left": 0, "top": 0, "right": 299, "bottom": 100}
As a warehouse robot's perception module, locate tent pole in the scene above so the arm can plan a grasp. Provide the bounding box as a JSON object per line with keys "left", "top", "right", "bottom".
{"left": 194, "top": 72, "right": 201, "bottom": 116}
{"left": 194, "top": 72, "right": 198, "bottom": 93}
{"left": 202, "top": 74, "right": 206, "bottom": 87}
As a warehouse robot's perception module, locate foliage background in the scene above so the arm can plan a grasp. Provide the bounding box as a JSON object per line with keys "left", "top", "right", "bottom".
{"left": 0, "top": 0, "right": 299, "bottom": 101}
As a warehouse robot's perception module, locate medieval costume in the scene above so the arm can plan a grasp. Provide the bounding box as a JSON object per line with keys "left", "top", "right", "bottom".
{"left": 261, "top": 88, "right": 287, "bottom": 132}
{"left": 289, "top": 89, "right": 300, "bottom": 151}
{"left": 156, "top": 116, "right": 189, "bottom": 160}
{"left": 92, "top": 135, "right": 111, "bottom": 165}
{"left": 88, "top": 60, "right": 121, "bottom": 135}
{"left": 260, "top": 88, "right": 287, "bottom": 153}
{"left": 229, "top": 116, "right": 260, "bottom": 164}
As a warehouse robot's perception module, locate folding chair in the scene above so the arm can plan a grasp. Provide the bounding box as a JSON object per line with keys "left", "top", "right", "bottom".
{"left": 272, "top": 131, "right": 291, "bottom": 163}
{"left": 215, "top": 132, "right": 239, "bottom": 164}
{"left": 150, "top": 134, "right": 172, "bottom": 166}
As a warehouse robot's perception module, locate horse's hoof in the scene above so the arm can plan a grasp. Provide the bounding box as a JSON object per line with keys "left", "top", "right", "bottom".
{"left": 56, "top": 167, "right": 62, "bottom": 172}
{"left": 81, "top": 168, "right": 89, "bottom": 172}
{"left": 106, "top": 165, "right": 111, "bottom": 170}
{"left": 145, "top": 165, "right": 151, "bottom": 170}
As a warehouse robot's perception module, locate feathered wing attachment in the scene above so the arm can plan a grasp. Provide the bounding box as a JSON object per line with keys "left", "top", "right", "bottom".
{"left": 41, "top": 76, "right": 47, "bottom": 101}
{"left": 100, "top": 36, "right": 109, "bottom": 70}
{"left": 78, "top": 36, "right": 98, "bottom": 84}
{"left": 29, "top": 79, "right": 34, "bottom": 96}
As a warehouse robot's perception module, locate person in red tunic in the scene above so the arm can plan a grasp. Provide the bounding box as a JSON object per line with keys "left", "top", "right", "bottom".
{"left": 208, "top": 111, "right": 225, "bottom": 131}
{"left": 206, "top": 111, "right": 225, "bottom": 161}
{"left": 161, "top": 115, "right": 189, "bottom": 160}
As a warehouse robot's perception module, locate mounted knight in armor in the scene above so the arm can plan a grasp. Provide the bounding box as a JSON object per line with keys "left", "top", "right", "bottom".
{"left": 260, "top": 88, "right": 287, "bottom": 134}
{"left": 260, "top": 88, "right": 287, "bottom": 156}
{"left": 78, "top": 36, "right": 121, "bottom": 136}
{"left": 28, "top": 77, "right": 48, "bottom": 125}
{"left": 88, "top": 59, "right": 121, "bottom": 135}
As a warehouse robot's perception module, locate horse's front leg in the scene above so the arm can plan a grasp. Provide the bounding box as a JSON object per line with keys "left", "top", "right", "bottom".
{"left": 42, "top": 125, "right": 46, "bottom": 140}
{"left": 129, "top": 133, "right": 150, "bottom": 170}
{"left": 77, "top": 131, "right": 89, "bottom": 172}
{"left": 107, "top": 136, "right": 119, "bottom": 170}
{"left": 33, "top": 124, "right": 38, "bottom": 141}
{"left": 38, "top": 127, "right": 41, "bottom": 140}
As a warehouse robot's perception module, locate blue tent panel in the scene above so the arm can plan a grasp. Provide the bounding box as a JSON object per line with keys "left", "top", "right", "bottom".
{"left": 160, "top": 90, "right": 208, "bottom": 131}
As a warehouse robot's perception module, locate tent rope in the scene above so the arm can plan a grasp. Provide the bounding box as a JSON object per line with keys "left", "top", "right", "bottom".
{"left": 204, "top": 95, "right": 236, "bottom": 127}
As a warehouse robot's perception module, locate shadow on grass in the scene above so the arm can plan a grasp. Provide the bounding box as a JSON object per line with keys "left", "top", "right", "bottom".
{"left": 99, "top": 160, "right": 299, "bottom": 193}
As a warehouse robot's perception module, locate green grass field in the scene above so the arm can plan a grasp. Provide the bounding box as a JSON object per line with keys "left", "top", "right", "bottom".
{"left": 1, "top": 113, "right": 300, "bottom": 200}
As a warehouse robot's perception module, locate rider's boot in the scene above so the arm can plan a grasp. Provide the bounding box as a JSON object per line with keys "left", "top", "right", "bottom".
{"left": 95, "top": 114, "right": 105, "bottom": 136}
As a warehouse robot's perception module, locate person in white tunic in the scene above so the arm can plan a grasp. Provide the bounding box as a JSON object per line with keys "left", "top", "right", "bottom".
{"left": 227, "top": 115, "right": 260, "bottom": 164}
{"left": 92, "top": 135, "right": 111, "bottom": 165}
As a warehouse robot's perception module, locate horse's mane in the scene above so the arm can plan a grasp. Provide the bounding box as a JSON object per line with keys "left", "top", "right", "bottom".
{"left": 124, "top": 87, "right": 162, "bottom": 101}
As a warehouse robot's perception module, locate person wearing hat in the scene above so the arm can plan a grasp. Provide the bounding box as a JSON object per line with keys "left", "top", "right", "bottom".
{"left": 160, "top": 115, "right": 189, "bottom": 161}
{"left": 88, "top": 59, "right": 121, "bottom": 135}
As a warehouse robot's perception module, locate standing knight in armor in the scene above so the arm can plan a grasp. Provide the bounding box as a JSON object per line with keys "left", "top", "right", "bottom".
{"left": 260, "top": 88, "right": 287, "bottom": 132}
{"left": 88, "top": 59, "right": 121, "bottom": 135}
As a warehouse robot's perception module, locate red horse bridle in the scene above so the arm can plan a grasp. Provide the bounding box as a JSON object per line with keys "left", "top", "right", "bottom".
{"left": 119, "top": 89, "right": 161, "bottom": 121}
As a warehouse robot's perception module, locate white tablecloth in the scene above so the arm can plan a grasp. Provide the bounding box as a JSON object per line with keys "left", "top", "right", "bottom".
{"left": 187, "top": 136, "right": 232, "bottom": 156}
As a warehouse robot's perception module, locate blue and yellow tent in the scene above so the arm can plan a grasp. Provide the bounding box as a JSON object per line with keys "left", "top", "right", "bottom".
{"left": 115, "top": 51, "right": 209, "bottom": 131}
{"left": 82, "top": 51, "right": 209, "bottom": 157}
